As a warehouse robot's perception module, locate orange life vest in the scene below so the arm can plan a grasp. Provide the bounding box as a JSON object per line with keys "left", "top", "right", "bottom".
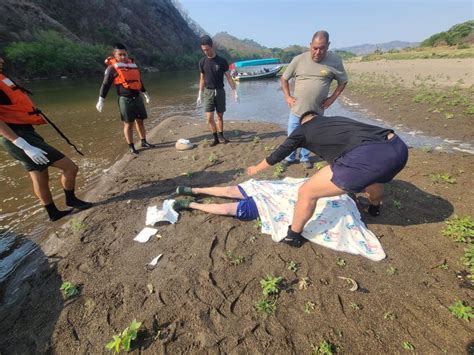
{"left": 104, "top": 57, "right": 142, "bottom": 90}
{"left": 0, "top": 74, "right": 46, "bottom": 125}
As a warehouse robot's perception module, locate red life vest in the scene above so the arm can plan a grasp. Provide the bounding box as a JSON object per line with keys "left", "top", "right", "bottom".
{"left": 0, "top": 74, "right": 46, "bottom": 125}
{"left": 104, "top": 57, "right": 142, "bottom": 90}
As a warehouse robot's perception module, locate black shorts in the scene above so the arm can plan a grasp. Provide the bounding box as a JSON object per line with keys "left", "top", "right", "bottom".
{"left": 0, "top": 128, "right": 65, "bottom": 171}
{"left": 118, "top": 95, "right": 148, "bottom": 123}
{"left": 331, "top": 135, "right": 409, "bottom": 193}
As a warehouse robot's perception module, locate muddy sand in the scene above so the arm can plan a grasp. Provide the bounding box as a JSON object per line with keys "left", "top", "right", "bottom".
{"left": 1, "top": 114, "right": 472, "bottom": 354}
{"left": 344, "top": 58, "right": 474, "bottom": 143}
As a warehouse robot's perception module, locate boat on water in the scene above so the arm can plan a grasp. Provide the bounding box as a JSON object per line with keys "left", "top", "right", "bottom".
{"left": 230, "top": 58, "right": 282, "bottom": 81}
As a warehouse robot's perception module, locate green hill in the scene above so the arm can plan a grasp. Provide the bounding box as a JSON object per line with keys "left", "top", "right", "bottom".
{"left": 421, "top": 20, "right": 474, "bottom": 47}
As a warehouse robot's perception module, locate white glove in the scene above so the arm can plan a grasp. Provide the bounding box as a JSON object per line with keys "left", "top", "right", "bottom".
{"left": 196, "top": 90, "right": 202, "bottom": 106}
{"left": 143, "top": 92, "right": 150, "bottom": 104}
{"left": 233, "top": 90, "right": 239, "bottom": 103}
{"left": 96, "top": 97, "right": 105, "bottom": 112}
{"left": 13, "top": 137, "right": 49, "bottom": 165}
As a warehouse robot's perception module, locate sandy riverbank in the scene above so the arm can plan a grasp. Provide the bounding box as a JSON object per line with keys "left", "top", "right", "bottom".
{"left": 1, "top": 114, "right": 472, "bottom": 353}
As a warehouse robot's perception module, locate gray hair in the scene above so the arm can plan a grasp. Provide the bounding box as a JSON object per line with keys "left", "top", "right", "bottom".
{"left": 312, "top": 30, "right": 330, "bottom": 44}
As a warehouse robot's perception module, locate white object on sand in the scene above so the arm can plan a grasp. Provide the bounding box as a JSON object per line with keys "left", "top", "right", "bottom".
{"left": 149, "top": 254, "right": 163, "bottom": 266}
{"left": 146, "top": 200, "right": 179, "bottom": 225}
{"left": 134, "top": 227, "right": 158, "bottom": 243}
{"left": 175, "top": 138, "right": 195, "bottom": 151}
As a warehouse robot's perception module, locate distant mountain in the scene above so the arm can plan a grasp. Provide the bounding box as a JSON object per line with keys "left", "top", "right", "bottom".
{"left": 421, "top": 20, "right": 474, "bottom": 47}
{"left": 213, "top": 32, "right": 267, "bottom": 52}
{"left": 336, "top": 41, "right": 419, "bottom": 55}
{"left": 171, "top": 0, "right": 207, "bottom": 37}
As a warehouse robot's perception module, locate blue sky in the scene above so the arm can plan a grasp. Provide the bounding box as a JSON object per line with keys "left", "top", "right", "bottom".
{"left": 179, "top": 0, "right": 473, "bottom": 48}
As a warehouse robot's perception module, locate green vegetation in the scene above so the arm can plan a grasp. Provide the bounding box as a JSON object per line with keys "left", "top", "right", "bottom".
{"left": 386, "top": 266, "right": 398, "bottom": 275}
{"left": 315, "top": 162, "right": 327, "bottom": 170}
{"left": 402, "top": 341, "right": 415, "bottom": 351}
{"left": 361, "top": 45, "right": 474, "bottom": 61}
{"left": 463, "top": 244, "right": 474, "bottom": 285}
{"left": 71, "top": 218, "right": 86, "bottom": 233}
{"left": 304, "top": 301, "right": 316, "bottom": 314}
{"left": 421, "top": 21, "right": 474, "bottom": 47}
{"left": 5, "top": 31, "right": 108, "bottom": 78}
{"left": 273, "top": 163, "right": 285, "bottom": 179}
{"left": 287, "top": 260, "right": 298, "bottom": 273}
{"left": 442, "top": 215, "right": 474, "bottom": 243}
{"left": 333, "top": 50, "right": 357, "bottom": 60}
{"left": 336, "top": 257, "right": 346, "bottom": 267}
{"left": 208, "top": 153, "right": 218, "bottom": 164}
{"left": 384, "top": 311, "right": 396, "bottom": 320}
{"left": 448, "top": 301, "right": 473, "bottom": 321}
{"left": 350, "top": 303, "right": 362, "bottom": 310}
{"left": 260, "top": 275, "right": 283, "bottom": 296}
{"left": 60, "top": 281, "right": 79, "bottom": 298}
{"left": 226, "top": 251, "right": 245, "bottom": 265}
{"left": 106, "top": 320, "right": 142, "bottom": 353}
{"left": 252, "top": 135, "right": 261, "bottom": 144}
{"left": 255, "top": 298, "right": 277, "bottom": 315}
{"left": 430, "top": 173, "right": 457, "bottom": 184}
{"left": 311, "top": 340, "right": 335, "bottom": 355}
{"left": 393, "top": 200, "right": 402, "bottom": 209}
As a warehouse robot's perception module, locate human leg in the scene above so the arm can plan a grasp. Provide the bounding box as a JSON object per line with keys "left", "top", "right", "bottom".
{"left": 191, "top": 185, "right": 244, "bottom": 199}
{"left": 51, "top": 157, "right": 93, "bottom": 210}
{"left": 216, "top": 112, "right": 229, "bottom": 143}
{"left": 188, "top": 201, "right": 239, "bottom": 217}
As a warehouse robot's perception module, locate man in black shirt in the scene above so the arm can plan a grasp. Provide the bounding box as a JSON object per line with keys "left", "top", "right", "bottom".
{"left": 197, "top": 35, "right": 238, "bottom": 146}
{"left": 96, "top": 43, "right": 154, "bottom": 155}
{"left": 247, "top": 111, "right": 408, "bottom": 247}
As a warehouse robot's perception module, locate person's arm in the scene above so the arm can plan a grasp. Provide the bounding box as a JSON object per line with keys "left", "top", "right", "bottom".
{"left": 280, "top": 57, "right": 298, "bottom": 108}
{"left": 0, "top": 122, "right": 49, "bottom": 164}
{"left": 320, "top": 57, "right": 349, "bottom": 109}
{"left": 224, "top": 71, "right": 238, "bottom": 102}
{"left": 97, "top": 66, "right": 115, "bottom": 112}
{"left": 197, "top": 72, "right": 205, "bottom": 105}
{"left": 247, "top": 130, "right": 304, "bottom": 175}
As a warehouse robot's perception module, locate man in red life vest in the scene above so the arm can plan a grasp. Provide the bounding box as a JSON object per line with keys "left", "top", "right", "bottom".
{"left": 0, "top": 56, "right": 92, "bottom": 221}
{"left": 96, "top": 43, "right": 155, "bottom": 155}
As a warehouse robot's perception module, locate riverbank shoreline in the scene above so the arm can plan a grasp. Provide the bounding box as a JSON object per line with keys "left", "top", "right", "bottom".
{"left": 1, "top": 112, "right": 472, "bottom": 353}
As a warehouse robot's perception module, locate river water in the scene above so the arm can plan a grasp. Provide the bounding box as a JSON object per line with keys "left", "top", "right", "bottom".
{"left": 1, "top": 70, "right": 473, "bottom": 286}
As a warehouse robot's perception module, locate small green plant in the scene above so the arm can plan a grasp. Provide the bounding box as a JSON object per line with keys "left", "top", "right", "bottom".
{"left": 315, "top": 162, "right": 326, "bottom": 170}
{"left": 393, "top": 200, "right": 402, "bottom": 209}
{"left": 384, "top": 311, "right": 396, "bottom": 320}
{"left": 312, "top": 340, "right": 335, "bottom": 355}
{"left": 273, "top": 163, "right": 285, "bottom": 179}
{"left": 336, "top": 257, "right": 346, "bottom": 267}
{"left": 260, "top": 275, "right": 283, "bottom": 296}
{"left": 202, "top": 197, "right": 214, "bottom": 204}
{"left": 60, "top": 281, "right": 79, "bottom": 298}
{"left": 350, "top": 303, "right": 362, "bottom": 310}
{"left": 252, "top": 135, "right": 261, "bottom": 144}
{"left": 254, "top": 217, "right": 262, "bottom": 229}
{"left": 208, "top": 153, "right": 218, "bottom": 164}
{"left": 106, "top": 320, "right": 142, "bottom": 353}
{"left": 442, "top": 215, "right": 474, "bottom": 242}
{"left": 287, "top": 260, "right": 298, "bottom": 273}
{"left": 182, "top": 171, "right": 193, "bottom": 177}
{"left": 226, "top": 251, "right": 245, "bottom": 265}
{"left": 386, "top": 266, "right": 397, "bottom": 275}
{"left": 448, "top": 301, "right": 473, "bottom": 321}
{"left": 298, "top": 277, "right": 312, "bottom": 290}
{"left": 444, "top": 112, "right": 454, "bottom": 119}
{"left": 304, "top": 301, "right": 316, "bottom": 314}
{"left": 255, "top": 298, "right": 276, "bottom": 315}
{"left": 463, "top": 244, "right": 474, "bottom": 285}
{"left": 430, "top": 173, "right": 457, "bottom": 184}
{"left": 438, "top": 262, "right": 449, "bottom": 270}
{"left": 71, "top": 218, "right": 86, "bottom": 232}
{"left": 402, "top": 341, "right": 415, "bottom": 351}
{"left": 264, "top": 144, "right": 275, "bottom": 152}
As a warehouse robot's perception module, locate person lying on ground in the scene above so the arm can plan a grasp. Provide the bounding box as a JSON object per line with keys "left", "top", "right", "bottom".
{"left": 0, "top": 56, "right": 92, "bottom": 222}
{"left": 246, "top": 111, "right": 409, "bottom": 247}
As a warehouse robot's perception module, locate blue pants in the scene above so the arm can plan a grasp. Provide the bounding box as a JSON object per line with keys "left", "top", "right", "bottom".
{"left": 285, "top": 112, "right": 310, "bottom": 162}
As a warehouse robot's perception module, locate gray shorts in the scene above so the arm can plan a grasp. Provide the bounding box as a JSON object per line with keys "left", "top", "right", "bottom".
{"left": 0, "top": 128, "right": 65, "bottom": 171}
{"left": 203, "top": 88, "right": 226, "bottom": 113}
{"left": 118, "top": 95, "right": 148, "bottom": 123}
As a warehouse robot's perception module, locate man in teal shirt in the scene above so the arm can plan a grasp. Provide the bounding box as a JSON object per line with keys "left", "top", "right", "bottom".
{"left": 281, "top": 30, "right": 348, "bottom": 169}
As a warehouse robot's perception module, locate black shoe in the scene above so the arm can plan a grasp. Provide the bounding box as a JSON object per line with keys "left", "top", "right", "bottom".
{"left": 141, "top": 141, "right": 155, "bottom": 148}
{"left": 173, "top": 199, "right": 191, "bottom": 211}
{"left": 49, "top": 209, "right": 73, "bottom": 222}
{"left": 209, "top": 140, "right": 219, "bottom": 147}
{"left": 130, "top": 146, "right": 139, "bottom": 155}
{"left": 282, "top": 226, "right": 303, "bottom": 248}
{"left": 218, "top": 133, "right": 229, "bottom": 144}
{"left": 368, "top": 204, "right": 380, "bottom": 217}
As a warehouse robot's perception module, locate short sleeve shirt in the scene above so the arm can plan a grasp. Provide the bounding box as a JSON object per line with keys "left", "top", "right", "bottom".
{"left": 282, "top": 51, "right": 348, "bottom": 117}
{"left": 199, "top": 55, "right": 229, "bottom": 89}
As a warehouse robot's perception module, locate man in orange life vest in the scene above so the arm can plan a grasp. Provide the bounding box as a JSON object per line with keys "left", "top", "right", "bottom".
{"left": 96, "top": 43, "right": 154, "bottom": 155}
{"left": 0, "top": 56, "right": 92, "bottom": 221}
